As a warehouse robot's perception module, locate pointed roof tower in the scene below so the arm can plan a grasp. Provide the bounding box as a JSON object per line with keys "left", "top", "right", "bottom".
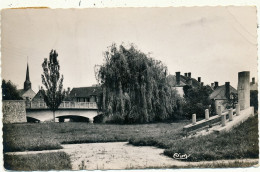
{"left": 26, "top": 63, "right": 30, "bottom": 81}
{"left": 24, "top": 60, "right": 32, "bottom": 91}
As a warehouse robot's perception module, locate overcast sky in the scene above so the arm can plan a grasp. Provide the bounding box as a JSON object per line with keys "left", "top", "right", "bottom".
{"left": 1, "top": 7, "right": 258, "bottom": 92}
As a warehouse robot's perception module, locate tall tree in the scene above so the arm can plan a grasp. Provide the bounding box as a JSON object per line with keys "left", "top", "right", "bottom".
{"left": 183, "top": 85, "right": 213, "bottom": 118}
{"left": 2, "top": 80, "right": 23, "bottom": 100}
{"left": 97, "top": 43, "right": 178, "bottom": 123}
{"left": 41, "top": 50, "right": 65, "bottom": 122}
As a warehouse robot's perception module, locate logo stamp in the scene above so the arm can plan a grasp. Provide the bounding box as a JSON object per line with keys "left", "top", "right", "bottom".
{"left": 173, "top": 153, "right": 191, "bottom": 160}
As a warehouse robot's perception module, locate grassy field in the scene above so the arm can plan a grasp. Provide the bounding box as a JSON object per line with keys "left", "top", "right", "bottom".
{"left": 4, "top": 152, "right": 71, "bottom": 170}
{"left": 3, "top": 121, "right": 188, "bottom": 152}
{"left": 130, "top": 115, "right": 259, "bottom": 161}
{"left": 139, "top": 161, "right": 258, "bottom": 169}
{"left": 3, "top": 115, "right": 258, "bottom": 170}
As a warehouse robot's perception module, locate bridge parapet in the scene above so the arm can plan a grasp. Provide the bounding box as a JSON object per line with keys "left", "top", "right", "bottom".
{"left": 26, "top": 101, "right": 98, "bottom": 110}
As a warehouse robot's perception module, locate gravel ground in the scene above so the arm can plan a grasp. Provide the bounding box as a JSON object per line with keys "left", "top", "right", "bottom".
{"left": 62, "top": 142, "right": 186, "bottom": 170}
{"left": 6, "top": 142, "right": 259, "bottom": 170}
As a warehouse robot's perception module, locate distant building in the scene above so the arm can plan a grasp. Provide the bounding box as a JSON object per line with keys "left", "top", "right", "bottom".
{"left": 69, "top": 86, "right": 102, "bottom": 102}
{"left": 250, "top": 77, "right": 258, "bottom": 91}
{"left": 32, "top": 89, "right": 45, "bottom": 102}
{"left": 167, "top": 72, "right": 202, "bottom": 97}
{"left": 209, "top": 82, "right": 237, "bottom": 113}
{"left": 18, "top": 63, "right": 36, "bottom": 101}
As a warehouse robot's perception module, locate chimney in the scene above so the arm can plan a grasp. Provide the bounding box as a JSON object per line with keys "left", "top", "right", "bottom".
{"left": 211, "top": 83, "right": 214, "bottom": 88}
{"left": 198, "top": 77, "right": 201, "bottom": 83}
{"left": 214, "top": 82, "right": 219, "bottom": 89}
{"left": 225, "top": 82, "right": 230, "bottom": 99}
{"left": 252, "top": 77, "right": 255, "bottom": 84}
{"left": 201, "top": 82, "right": 204, "bottom": 86}
{"left": 188, "top": 72, "right": 191, "bottom": 78}
{"left": 184, "top": 73, "right": 188, "bottom": 77}
{"left": 176, "top": 72, "right": 181, "bottom": 85}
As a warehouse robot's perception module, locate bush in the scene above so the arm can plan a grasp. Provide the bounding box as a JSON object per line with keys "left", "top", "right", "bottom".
{"left": 102, "top": 113, "right": 126, "bottom": 124}
{"left": 93, "top": 113, "right": 105, "bottom": 123}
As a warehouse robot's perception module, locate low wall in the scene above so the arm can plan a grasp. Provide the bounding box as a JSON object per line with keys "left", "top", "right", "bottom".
{"left": 2, "top": 100, "right": 27, "bottom": 124}
{"left": 214, "top": 106, "right": 254, "bottom": 133}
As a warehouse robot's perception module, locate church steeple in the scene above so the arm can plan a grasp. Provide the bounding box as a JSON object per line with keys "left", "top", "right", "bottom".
{"left": 26, "top": 63, "right": 30, "bottom": 81}
{"left": 24, "top": 61, "right": 32, "bottom": 91}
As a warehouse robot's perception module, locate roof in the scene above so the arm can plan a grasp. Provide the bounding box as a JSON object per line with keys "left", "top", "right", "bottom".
{"left": 18, "top": 88, "right": 36, "bottom": 99}
{"left": 69, "top": 86, "right": 102, "bottom": 98}
{"left": 167, "top": 74, "right": 201, "bottom": 87}
{"left": 167, "top": 74, "right": 187, "bottom": 86}
{"left": 209, "top": 85, "right": 237, "bottom": 100}
{"left": 18, "top": 89, "right": 26, "bottom": 96}
{"left": 32, "top": 90, "right": 45, "bottom": 101}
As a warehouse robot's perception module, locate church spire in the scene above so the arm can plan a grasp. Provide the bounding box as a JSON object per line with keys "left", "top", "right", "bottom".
{"left": 24, "top": 59, "right": 32, "bottom": 91}
{"left": 26, "top": 62, "right": 30, "bottom": 81}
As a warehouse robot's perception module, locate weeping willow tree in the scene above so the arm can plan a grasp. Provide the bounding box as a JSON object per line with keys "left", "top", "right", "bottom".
{"left": 97, "top": 44, "right": 179, "bottom": 123}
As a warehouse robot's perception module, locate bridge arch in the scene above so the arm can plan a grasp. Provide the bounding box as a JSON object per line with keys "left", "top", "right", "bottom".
{"left": 27, "top": 116, "right": 40, "bottom": 123}
{"left": 56, "top": 115, "right": 90, "bottom": 122}
{"left": 26, "top": 109, "right": 98, "bottom": 123}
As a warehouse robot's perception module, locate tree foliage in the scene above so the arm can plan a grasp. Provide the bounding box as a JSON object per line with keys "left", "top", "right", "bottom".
{"left": 250, "top": 90, "right": 258, "bottom": 112}
{"left": 182, "top": 85, "right": 213, "bottom": 119}
{"left": 97, "top": 43, "right": 179, "bottom": 123}
{"left": 2, "top": 80, "right": 23, "bottom": 100}
{"left": 225, "top": 92, "right": 238, "bottom": 109}
{"left": 41, "top": 50, "right": 65, "bottom": 122}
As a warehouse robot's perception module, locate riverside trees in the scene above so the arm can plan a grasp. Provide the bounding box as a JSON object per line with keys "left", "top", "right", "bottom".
{"left": 97, "top": 44, "right": 179, "bottom": 123}
{"left": 2, "top": 80, "right": 23, "bottom": 100}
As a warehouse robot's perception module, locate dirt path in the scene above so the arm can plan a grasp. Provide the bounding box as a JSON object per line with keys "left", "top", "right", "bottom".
{"left": 61, "top": 142, "right": 258, "bottom": 170}
{"left": 62, "top": 142, "right": 186, "bottom": 170}
{"left": 6, "top": 142, "right": 259, "bottom": 170}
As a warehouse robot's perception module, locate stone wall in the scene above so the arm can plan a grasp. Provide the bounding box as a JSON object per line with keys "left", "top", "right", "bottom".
{"left": 2, "top": 100, "right": 27, "bottom": 124}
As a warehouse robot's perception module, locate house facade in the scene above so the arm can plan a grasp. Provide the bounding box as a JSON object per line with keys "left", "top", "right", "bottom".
{"left": 167, "top": 72, "right": 203, "bottom": 97}
{"left": 69, "top": 86, "right": 101, "bottom": 103}
{"left": 209, "top": 82, "right": 237, "bottom": 114}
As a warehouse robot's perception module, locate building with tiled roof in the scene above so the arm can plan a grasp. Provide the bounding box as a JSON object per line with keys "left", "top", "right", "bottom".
{"left": 69, "top": 86, "right": 102, "bottom": 102}
{"left": 209, "top": 82, "right": 237, "bottom": 114}
{"left": 209, "top": 83, "right": 237, "bottom": 100}
{"left": 32, "top": 89, "right": 45, "bottom": 102}
{"left": 167, "top": 72, "right": 203, "bottom": 97}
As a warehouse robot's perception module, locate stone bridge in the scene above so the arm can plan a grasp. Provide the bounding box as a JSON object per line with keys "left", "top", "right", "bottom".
{"left": 26, "top": 101, "right": 99, "bottom": 123}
